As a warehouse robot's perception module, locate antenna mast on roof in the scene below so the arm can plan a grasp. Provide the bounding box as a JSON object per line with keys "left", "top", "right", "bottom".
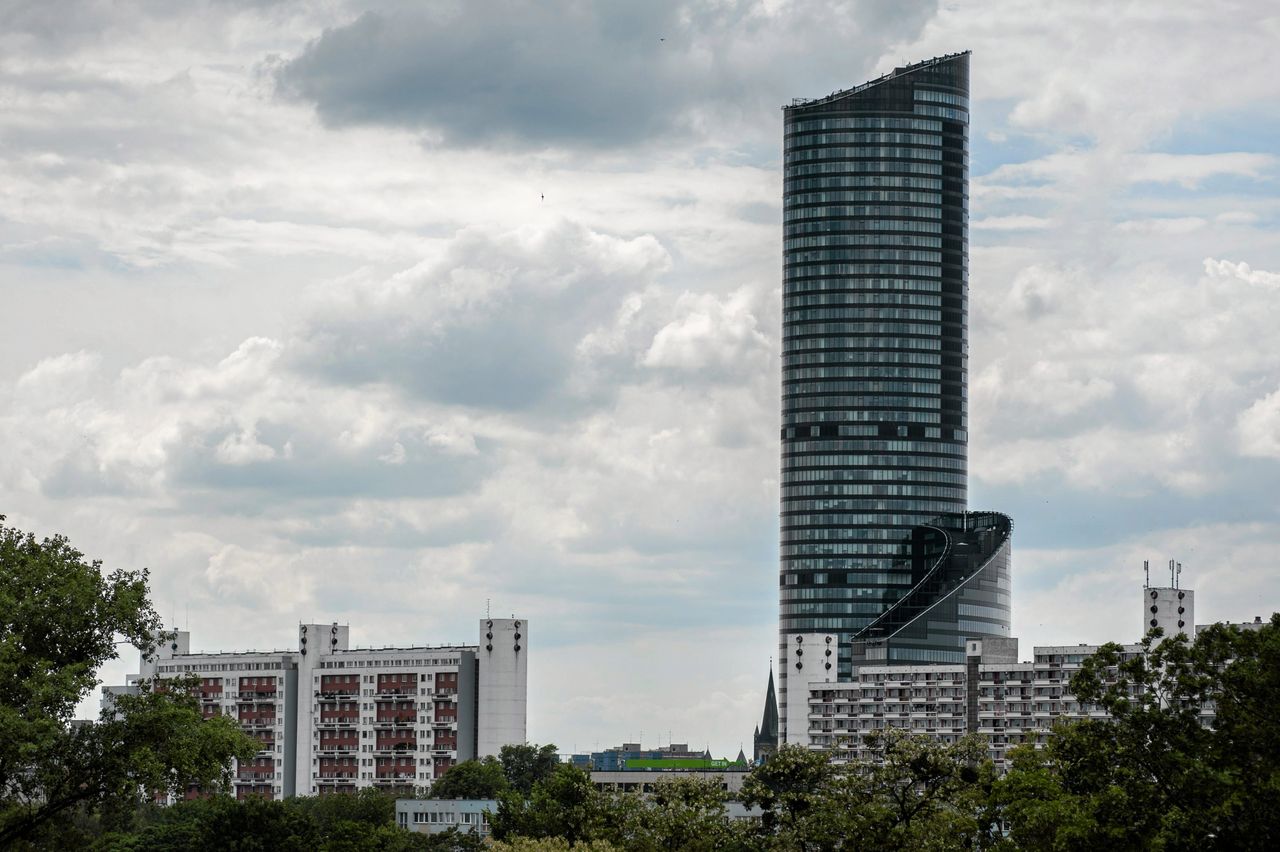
{"left": 1144, "top": 560, "right": 1150, "bottom": 588}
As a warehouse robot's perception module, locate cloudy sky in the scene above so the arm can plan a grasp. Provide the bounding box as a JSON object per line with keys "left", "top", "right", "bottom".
{"left": 3, "top": 0, "right": 1279, "bottom": 758}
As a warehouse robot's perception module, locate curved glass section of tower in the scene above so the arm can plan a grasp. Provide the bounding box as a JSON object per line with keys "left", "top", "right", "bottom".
{"left": 851, "top": 511, "right": 1012, "bottom": 664}
{"left": 780, "top": 53, "right": 970, "bottom": 678}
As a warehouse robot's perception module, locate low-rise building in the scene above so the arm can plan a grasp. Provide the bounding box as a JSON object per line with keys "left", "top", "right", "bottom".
{"left": 589, "top": 769, "right": 750, "bottom": 795}
{"left": 396, "top": 798, "right": 496, "bottom": 838}
{"left": 102, "top": 618, "right": 528, "bottom": 800}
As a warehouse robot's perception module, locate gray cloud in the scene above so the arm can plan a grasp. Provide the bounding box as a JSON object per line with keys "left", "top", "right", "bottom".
{"left": 276, "top": 0, "right": 938, "bottom": 149}
{"left": 293, "top": 220, "right": 672, "bottom": 410}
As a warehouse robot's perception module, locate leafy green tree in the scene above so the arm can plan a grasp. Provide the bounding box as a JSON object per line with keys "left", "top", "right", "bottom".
{"left": 430, "top": 756, "right": 509, "bottom": 799}
{"left": 0, "top": 517, "right": 258, "bottom": 847}
{"left": 99, "top": 795, "right": 317, "bottom": 851}
{"left": 995, "top": 619, "right": 1280, "bottom": 851}
{"left": 739, "top": 743, "right": 837, "bottom": 842}
{"left": 492, "top": 763, "right": 606, "bottom": 843}
{"left": 739, "top": 735, "right": 995, "bottom": 851}
{"left": 612, "top": 776, "right": 750, "bottom": 852}
{"left": 500, "top": 743, "right": 561, "bottom": 796}
{"left": 851, "top": 730, "right": 995, "bottom": 851}
{"left": 489, "top": 839, "right": 621, "bottom": 852}
{"left": 318, "top": 820, "right": 483, "bottom": 851}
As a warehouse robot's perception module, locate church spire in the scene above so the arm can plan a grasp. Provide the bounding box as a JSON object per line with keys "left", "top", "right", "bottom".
{"left": 753, "top": 662, "right": 779, "bottom": 763}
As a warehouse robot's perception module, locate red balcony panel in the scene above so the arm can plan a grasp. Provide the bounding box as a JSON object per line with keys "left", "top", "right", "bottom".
{"left": 236, "top": 785, "right": 273, "bottom": 800}
{"left": 318, "top": 784, "right": 357, "bottom": 796}
{"left": 375, "top": 734, "right": 416, "bottom": 751}
{"left": 319, "top": 674, "right": 359, "bottom": 697}
{"left": 319, "top": 735, "right": 359, "bottom": 751}
{"left": 376, "top": 709, "right": 416, "bottom": 724}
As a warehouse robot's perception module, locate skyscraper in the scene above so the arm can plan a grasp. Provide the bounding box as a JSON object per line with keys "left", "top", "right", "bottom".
{"left": 779, "top": 53, "right": 1011, "bottom": 733}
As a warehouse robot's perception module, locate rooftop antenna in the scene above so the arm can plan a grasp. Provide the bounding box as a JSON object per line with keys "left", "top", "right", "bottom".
{"left": 1144, "top": 560, "right": 1150, "bottom": 588}
{"left": 1169, "top": 559, "right": 1176, "bottom": 587}
{"left": 486, "top": 599, "right": 490, "bottom": 619}
{"left": 1176, "top": 562, "right": 1182, "bottom": 590}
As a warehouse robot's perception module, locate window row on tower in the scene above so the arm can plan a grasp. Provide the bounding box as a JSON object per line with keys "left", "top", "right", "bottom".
{"left": 785, "top": 264, "right": 941, "bottom": 279}
{"left": 782, "top": 446, "right": 964, "bottom": 465}
{"left": 778, "top": 524, "right": 933, "bottom": 540}
{"left": 781, "top": 460, "right": 964, "bottom": 480}
{"left": 783, "top": 366, "right": 943, "bottom": 380}
{"left": 787, "top": 189, "right": 941, "bottom": 205}
{"left": 786, "top": 146, "right": 944, "bottom": 163}
{"left": 785, "top": 235, "right": 943, "bottom": 251}
{"left": 778, "top": 480, "right": 965, "bottom": 499}
{"left": 783, "top": 411, "right": 947, "bottom": 426}
{"left": 786, "top": 131, "right": 941, "bottom": 147}
{"left": 783, "top": 350, "right": 944, "bottom": 366}
{"left": 787, "top": 203, "right": 942, "bottom": 220}
{"left": 785, "top": 116, "right": 943, "bottom": 133}
{"left": 782, "top": 585, "right": 921, "bottom": 601}
{"left": 785, "top": 307, "right": 941, "bottom": 323}
{"left": 783, "top": 378, "right": 941, "bottom": 394}
{"left": 785, "top": 278, "right": 943, "bottom": 295}
{"left": 786, "top": 161, "right": 944, "bottom": 177}
{"left": 784, "top": 327, "right": 942, "bottom": 343}
{"left": 780, "top": 491, "right": 966, "bottom": 511}
{"left": 782, "top": 510, "right": 960, "bottom": 527}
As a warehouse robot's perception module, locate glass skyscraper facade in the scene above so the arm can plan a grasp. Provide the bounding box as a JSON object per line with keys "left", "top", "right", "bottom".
{"left": 780, "top": 53, "right": 973, "bottom": 678}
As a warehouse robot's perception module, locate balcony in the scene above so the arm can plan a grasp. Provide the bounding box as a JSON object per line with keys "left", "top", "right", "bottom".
{"left": 317, "top": 783, "right": 358, "bottom": 796}
{"left": 240, "top": 716, "right": 277, "bottom": 728}
{"left": 318, "top": 743, "right": 359, "bottom": 754}
{"left": 375, "top": 769, "right": 416, "bottom": 780}
{"left": 317, "top": 680, "right": 360, "bottom": 699}
{"left": 375, "top": 739, "right": 416, "bottom": 753}
{"left": 235, "top": 785, "right": 273, "bottom": 800}
{"left": 376, "top": 712, "right": 417, "bottom": 726}
{"left": 316, "top": 770, "right": 358, "bottom": 780}
{"left": 375, "top": 687, "right": 415, "bottom": 698}
{"left": 318, "top": 714, "right": 359, "bottom": 727}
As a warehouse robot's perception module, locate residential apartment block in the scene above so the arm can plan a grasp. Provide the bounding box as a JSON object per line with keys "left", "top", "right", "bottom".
{"left": 795, "top": 581, "right": 1241, "bottom": 768}
{"left": 103, "top": 618, "right": 527, "bottom": 800}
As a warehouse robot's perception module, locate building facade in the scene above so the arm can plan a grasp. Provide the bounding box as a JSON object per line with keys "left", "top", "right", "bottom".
{"left": 103, "top": 619, "right": 527, "bottom": 800}
{"left": 396, "top": 798, "right": 496, "bottom": 838}
{"left": 779, "top": 52, "right": 983, "bottom": 731}
{"left": 792, "top": 582, "right": 1273, "bottom": 768}
{"left": 800, "top": 637, "right": 1150, "bottom": 771}
{"left": 568, "top": 742, "right": 741, "bottom": 772}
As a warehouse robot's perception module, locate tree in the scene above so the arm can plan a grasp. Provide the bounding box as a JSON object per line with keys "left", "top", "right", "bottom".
{"left": 614, "top": 776, "right": 749, "bottom": 852}
{"left": 739, "top": 743, "right": 837, "bottom": 842}
{"left": 491, "top": 763, "right": 605, "bottom": 843}
{"left": 995, "top": 620, "right": 1280, "bottom": 850}
{"left": 96, "top": 795, "right": 317, "bottom": 851}
{"left": 850, "top": 730, "right": 995, "bottom": 851}
{"left": 0, "top": 516, "right": 258, "bottom": 847}
{"left": 488, "top": 839, "right": 620, "bottom": 852}
{"left": 430, "top": 756, "right": 509, "bottom": 800}
{"left": 500, "top": 743, "right": 561, "bottom": 796}
{"left": 285, "top": 786, "right": 407, "bottom": 847}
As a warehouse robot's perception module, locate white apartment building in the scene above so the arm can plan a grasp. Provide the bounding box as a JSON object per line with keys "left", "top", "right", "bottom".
{"left": 803, "top": 637, "right": 1158, "bottom": 770}
{"left": 102, "top": 618, "right": 528, "bottom": 800}
{"left": 796, "top": 581, "right": 1254, "bottom": 769}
